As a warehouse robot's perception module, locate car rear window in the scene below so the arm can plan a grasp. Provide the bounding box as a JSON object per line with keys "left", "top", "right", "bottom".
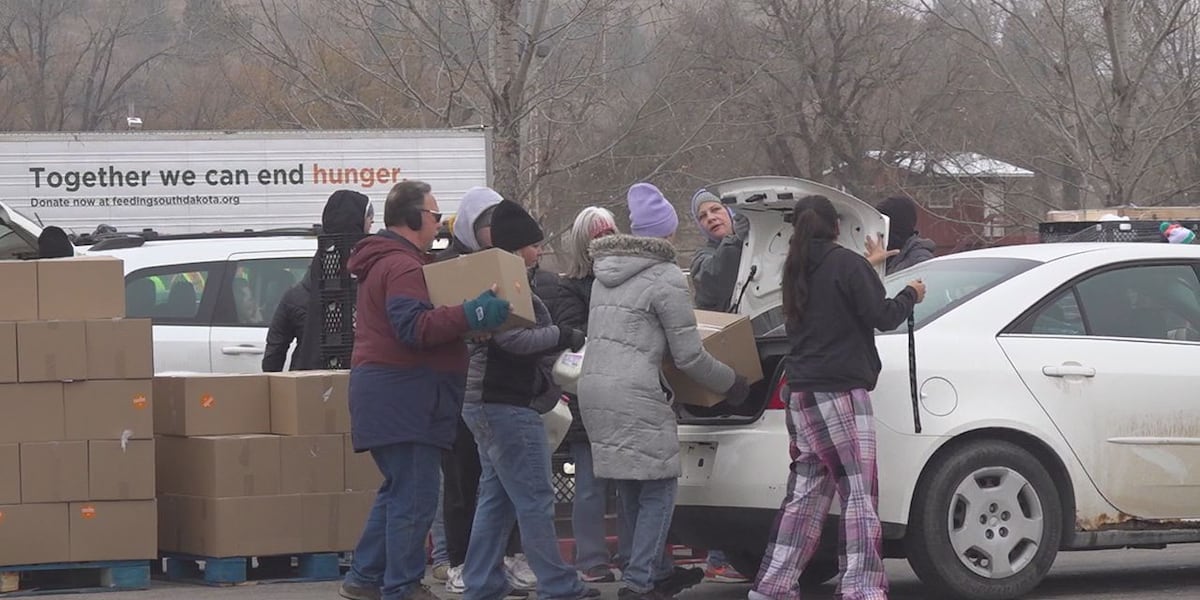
{"left": 883, "top": 257, "right": 1040, "bottom": 330}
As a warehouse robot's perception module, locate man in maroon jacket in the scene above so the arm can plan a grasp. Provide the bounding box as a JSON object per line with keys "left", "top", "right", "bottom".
{"left": 341, "top": 180, "right": 511, "bottom": 600}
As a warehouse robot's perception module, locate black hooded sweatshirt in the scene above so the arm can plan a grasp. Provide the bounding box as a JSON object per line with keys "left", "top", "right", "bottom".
{"left": 263, "top": 190, "right": 370, "bottom": 372}
{"left": 784, "top": 241, "right": 917, "bottom": 392}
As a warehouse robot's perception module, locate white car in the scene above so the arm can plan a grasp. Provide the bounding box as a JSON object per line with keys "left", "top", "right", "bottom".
{"left": 671, "top": 177, "right": 1200, "bottom": 599}
{"left": 86, "top": 231, "right": 320, "bottom": 373}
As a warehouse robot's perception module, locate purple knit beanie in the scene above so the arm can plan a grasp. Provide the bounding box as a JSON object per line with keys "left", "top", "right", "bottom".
{"left": 627, "top": 183, "right": 679, "bottom": 239}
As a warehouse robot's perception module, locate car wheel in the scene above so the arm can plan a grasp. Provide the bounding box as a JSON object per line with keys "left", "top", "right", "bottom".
{"left": 906, "top": 439, "right": 1063, "bottom": 600}
{"left": 725, "top": 551, "right": 840, "bottom": 588}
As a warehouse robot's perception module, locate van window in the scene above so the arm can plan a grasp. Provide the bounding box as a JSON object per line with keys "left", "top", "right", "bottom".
{"left": 126, "top": 267, "right": 214, "bottom": 323}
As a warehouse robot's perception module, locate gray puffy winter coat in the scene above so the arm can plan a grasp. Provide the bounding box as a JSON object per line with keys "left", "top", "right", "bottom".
{"left": 578, "top": 235, "right": 736, "bottom": 481}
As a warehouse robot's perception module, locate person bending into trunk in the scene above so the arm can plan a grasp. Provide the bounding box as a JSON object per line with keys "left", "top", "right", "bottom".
{"left": 579, "top": 183, "right": 749, "bottom": 600}
{"left": 689, "top": 189, "right": 750, "bottom": 313}
{"left": 459, "top": 199, "right": 596, "bottom": 600}
{"left": 749, "top": 195, "right": 925, "bottom": 600}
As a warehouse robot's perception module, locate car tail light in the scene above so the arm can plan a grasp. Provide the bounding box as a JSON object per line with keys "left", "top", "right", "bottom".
{"left": 766, "top": 376, "right": 788, "bottom": 410}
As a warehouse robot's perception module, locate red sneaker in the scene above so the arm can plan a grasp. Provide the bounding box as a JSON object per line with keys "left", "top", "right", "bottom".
{"left": 704, "top": 564, "right": 751, "bottom": 584}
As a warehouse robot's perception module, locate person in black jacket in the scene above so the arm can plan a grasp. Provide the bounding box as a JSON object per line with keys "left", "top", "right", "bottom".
{"left": 262, "top": 189, "right": 373, "bottom": 372}
{"left": 750, "top": 195, "right": 924, "bottom": 600}
{"left": 530, "top": 206, "right": 619, "bottom": 583}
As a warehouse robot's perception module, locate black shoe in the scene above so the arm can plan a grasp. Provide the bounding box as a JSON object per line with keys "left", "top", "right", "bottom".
{"left": 619, "top": 587, "right": 666, "bottom": 600}
{"left": 653, "top": 567, "right": 705, "bottom": 597}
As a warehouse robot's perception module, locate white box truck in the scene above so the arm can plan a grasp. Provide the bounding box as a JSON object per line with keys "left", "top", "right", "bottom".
{"left": 0, "top": 129, "right": 490, "bottom": 235}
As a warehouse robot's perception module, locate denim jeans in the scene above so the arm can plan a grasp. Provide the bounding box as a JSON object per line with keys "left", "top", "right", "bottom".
{"left": 570, "top": 442, "right": 610, "bottom": 571}
{"left": 432, "top": 467, "right": 449, "bottom": 566}
{"left": 462, "top": 403, "right": 584, "bottom": 600}
{"left": 616, "top": 478, "right": 678, "bottom": 593}
{"left": 344, "top": 442, "right": 442, "bottom": 600}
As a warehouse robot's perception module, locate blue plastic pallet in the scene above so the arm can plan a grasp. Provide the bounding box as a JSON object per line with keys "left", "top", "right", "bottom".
{"left": 0, "top": 560, "right": 150, "bottom": 596}
{"left": 159, "top": 552, "right": 340, "bottom": 586}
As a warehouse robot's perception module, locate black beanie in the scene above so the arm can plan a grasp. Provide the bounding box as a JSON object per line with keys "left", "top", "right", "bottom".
{"left": 490, "top": 200, "right": 544, "bottom": 252}
{"left": 877, "top": 196, "right": 918, "bottom": 251}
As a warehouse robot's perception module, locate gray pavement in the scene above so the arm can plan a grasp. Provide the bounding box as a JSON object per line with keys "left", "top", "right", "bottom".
{"left": 58, "top": 545, "right": 1200, "bottom": 600}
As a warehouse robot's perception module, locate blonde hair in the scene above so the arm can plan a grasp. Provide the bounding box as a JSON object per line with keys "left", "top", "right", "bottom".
{"left": 565, "top": 206, "right": 617, "bottom": 279}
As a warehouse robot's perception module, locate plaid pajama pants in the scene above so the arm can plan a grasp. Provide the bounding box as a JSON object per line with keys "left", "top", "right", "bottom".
{"left": 753, "top": 389, "right": 887, "bottom": 600}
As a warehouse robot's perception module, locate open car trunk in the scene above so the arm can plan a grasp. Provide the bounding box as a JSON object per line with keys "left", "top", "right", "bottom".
{"left": 678, "top": 177, "right": 887, "bottom": 423}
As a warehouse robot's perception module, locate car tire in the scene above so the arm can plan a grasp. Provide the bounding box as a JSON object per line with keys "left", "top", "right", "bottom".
{"left": 906, "top": 439, "right": 1063, "bottom": 600}
{"left": 725, "top": 551, "right": 840, "bottom": 588}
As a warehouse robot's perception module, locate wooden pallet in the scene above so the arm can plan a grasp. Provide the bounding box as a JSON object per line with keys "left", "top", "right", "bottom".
{"left": 0, "top": 560, "right": 150, "bottom": 597}
{"left": 158, "top": 552, "right": 341, "bottom": 586}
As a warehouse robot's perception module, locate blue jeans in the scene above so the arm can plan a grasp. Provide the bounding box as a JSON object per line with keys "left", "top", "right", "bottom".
{"left": 707, "top": 549, "right": 727, "bottom": 567}
{"left": 570, "top": 442, "right": 610, "bottom": 571}
{"left": 462, "top": 403, "right": 584, "bottom": 600}
{"left": 432, "top": 468, "right": 449, "bottom": 566}
{"left": 616, "top": 478, "right": 677, "bottom": 593}
{"left": 344, "top": 442, "right": 442, "bottom": 600}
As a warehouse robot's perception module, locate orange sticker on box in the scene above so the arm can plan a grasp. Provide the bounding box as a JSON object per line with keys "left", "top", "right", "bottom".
{"left": 200, "top": 394, "right": 215, "bottom": 408}
{"left": 80, "top": 506, "right": 96, "bottom": 519}
{"left": 132, "top": 394, "right": 148, "bottom": 409}
{"left": 0, "top": 510, "right": 5, "bottom": 524}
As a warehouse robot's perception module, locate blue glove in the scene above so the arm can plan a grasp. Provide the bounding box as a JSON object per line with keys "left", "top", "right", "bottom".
{"left": 463, "top": 289, "right": 511, "bottom": 331}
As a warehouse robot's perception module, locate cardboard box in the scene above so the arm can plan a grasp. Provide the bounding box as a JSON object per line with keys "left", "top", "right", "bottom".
{"left": 89, "top": 440, "right": 156, "bottom": 500}
{"left": 0, "top": 503, "right": 70, "bottom": 565}
{"left": 0, "top": 444, "right": 18, "bottom": 505}
{"left": 0, "top": 383, "right": 65, "bottom": 443}
{"left": 301, "top": 491, "right": 375, "bottom": 552}
{"left": 269, "top": 371, "right": 350, "bottom": 435}
{"left": 663, "top": 310, "right": 764, "bottom": 407}
{"left": 155, "top": 434, "right": 281, "bottom": 497}
{"left": 158, "top": 494, "right": 303, "bottom": 558}
{"left": 64, "top": 380, "right": 153, "bottom": 441}
{"left": 20, "top": 440, "right": 89, "bottom": 503}
{"left": 0, "top": 261, "right": 39, "bottom": 322}
{"left": 281, "top": 435, "right": 345, "bottom": 494}
{"left": 343, "top": 433, "right": 382, "bottom": 492}
{"left": 37, "top": 256, "right": 125, "bottom": 320}
{"left": 69, "top": 500, "right": 157, "bottom": 561}
{"left": 0, "top": 323, "right": 17, "bottom": 383}
{"left": 422, "top": 248, "right": 535, "bottom": 329}
{"left": 153, "top": 374, "right": 271, "bottom": 436}
{"left": 85, "top": 319, "right": 154, "bottom": 380}
{"left": 17, "top": 320, "right": 88, "bottom": 382}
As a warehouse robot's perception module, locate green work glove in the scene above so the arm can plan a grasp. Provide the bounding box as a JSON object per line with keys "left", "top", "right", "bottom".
{"left": 463, "top": 289, "right": 511, "bottom": 331}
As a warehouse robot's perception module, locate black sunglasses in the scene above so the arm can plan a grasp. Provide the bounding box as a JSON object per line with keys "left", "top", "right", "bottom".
{"left": 422, "top": 209, "right": 443, "bottom": 222}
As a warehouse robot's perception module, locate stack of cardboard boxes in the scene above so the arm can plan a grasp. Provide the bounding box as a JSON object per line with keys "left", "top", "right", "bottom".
{"left": 0, "top": 256, "right": 157, "bottom": 567}
{"left": 156, "top": 370, "right": 379, "bottom": 558}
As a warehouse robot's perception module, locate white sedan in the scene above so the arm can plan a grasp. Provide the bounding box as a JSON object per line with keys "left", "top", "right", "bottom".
{"left": 670, "top": 177, "right": 1200, "bottom": 599}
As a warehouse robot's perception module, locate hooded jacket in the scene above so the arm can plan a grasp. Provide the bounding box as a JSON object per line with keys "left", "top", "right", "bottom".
{"left": 785, "top": 240, "right": 917, "bottom": 393}
{"left": 345, "top": 230, "right": 471, "bottom": 451}
{"left": 438, "top": 187, "right": 503, "bottom": 261}
{"left": 578, "top": 234, "right": 736, "bottom": 480}
{"left": 263, "top": 190, "right": 370, "bottom": 372}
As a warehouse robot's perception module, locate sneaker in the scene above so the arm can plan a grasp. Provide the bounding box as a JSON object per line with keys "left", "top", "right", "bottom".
{"left": 653, "top": 566, "right": 705, "bottom": 597}
{"left": 432, "top": 563, "right": 451, "bottom": 582}
{"left": 580, "top": 565, "right": 617, "bottom": 583}
{"left": 504, "top": 555, "right": 538, "bottom": 591}
{"left": 747, "top": 591, "right": 774, "bottom": 600}
{"left": 705, "top": 563, "right": 751, "bottom": 584}
{"left": 445, "top": 565, "right": 466, "bottom": 594}
{"left": 340, "top": 582, "right": 382, "bottom": 600}
{"left": 407, "top": 585, "right": 441, "bottom": 600}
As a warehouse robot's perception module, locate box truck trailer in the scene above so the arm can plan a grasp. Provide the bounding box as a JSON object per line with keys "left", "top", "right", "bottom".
{"left": 0, "top": 129, "right": 490, "bottom": 236}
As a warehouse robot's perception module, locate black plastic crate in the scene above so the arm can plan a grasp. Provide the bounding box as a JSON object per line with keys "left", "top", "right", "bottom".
{"left": 317, "top": 276, "right": 357, "bottom": 293}
{"left": 318, "top": 346, "right": 352, "bottom": 370}
{"left": 1038, "top": 220, "right": 1200, "bottom": 243}
{"left": 314, "top": 233, "right": 365, "bottom": 282}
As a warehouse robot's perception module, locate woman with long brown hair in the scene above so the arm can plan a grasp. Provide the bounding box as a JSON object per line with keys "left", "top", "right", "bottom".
{"left": 750, "top": 195, "right": 925, "bottom": 600}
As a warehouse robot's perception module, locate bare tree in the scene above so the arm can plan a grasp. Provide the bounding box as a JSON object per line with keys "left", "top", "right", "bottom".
{"left": 0, "top": 0, "right": 175, "bottom": 131}
{"left": 920, "top": 0, "right": 1200, "bottom": 207}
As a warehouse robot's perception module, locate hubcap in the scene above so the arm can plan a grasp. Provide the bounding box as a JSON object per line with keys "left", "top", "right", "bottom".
{"left": 947, "top": 466, "right": 1043, "bottom": 579}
